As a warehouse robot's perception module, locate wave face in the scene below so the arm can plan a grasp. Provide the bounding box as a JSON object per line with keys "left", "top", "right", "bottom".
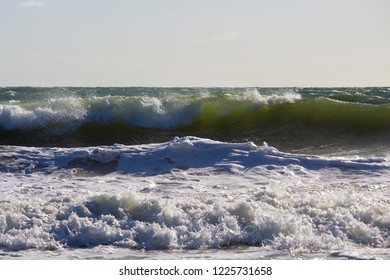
{"left": 1, "top": 87, "right": 390, "bottom": 152}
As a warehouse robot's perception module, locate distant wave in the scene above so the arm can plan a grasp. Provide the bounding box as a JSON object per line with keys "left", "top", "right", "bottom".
{"left": 1, "top": 87, "right": 390, "bottom": 151}
{"left": 0, "top": 88, "right": 301, "bottom": 130}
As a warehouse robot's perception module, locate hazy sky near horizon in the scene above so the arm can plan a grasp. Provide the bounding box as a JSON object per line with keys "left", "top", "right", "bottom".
{"left": 1, "top": 0, "right": 389, "bottom": 87}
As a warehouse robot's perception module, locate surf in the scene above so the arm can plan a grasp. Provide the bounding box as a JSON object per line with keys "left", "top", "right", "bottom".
{"left": 1, "top": 87, "right": 390, "bottom": 154}
{"left": 0, "top": 137, "right": 389, "bottom": 255}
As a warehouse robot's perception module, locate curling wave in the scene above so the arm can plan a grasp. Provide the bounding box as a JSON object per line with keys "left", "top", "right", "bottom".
{"left": 1, "top": 87, "right": 390, "bottom": 152}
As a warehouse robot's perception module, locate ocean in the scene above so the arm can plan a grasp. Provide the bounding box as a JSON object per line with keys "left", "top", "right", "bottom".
{"left": 0, "top": 87, "right": 389, "bottom": 260}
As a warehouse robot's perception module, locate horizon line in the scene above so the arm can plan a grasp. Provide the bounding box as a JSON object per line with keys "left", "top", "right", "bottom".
{"left": 1, "top": 85, "right": 389, "bottom": 88}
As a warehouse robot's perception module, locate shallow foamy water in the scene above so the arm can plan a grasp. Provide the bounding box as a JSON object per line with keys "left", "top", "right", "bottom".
{"left": 1, "top": 137, "right": 389, "bottom": 259}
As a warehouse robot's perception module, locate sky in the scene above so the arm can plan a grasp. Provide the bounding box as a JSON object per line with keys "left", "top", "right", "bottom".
{"left": 0, "top": 0, "right": 389, "bottom": 87}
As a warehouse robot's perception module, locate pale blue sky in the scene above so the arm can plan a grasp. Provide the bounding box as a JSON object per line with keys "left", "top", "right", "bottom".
{"left": 1, "top": 0, "right": 389, "bottom": 86}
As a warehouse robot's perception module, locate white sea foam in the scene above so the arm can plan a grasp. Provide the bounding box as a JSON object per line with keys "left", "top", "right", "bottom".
{"left": 0, "top": 137, "right": 389, "bottom": 259}
{"left": 242, "top": 88, "right": 301, "bottom": 104}
{"left": 0, "top": 98, "right": 86, "bottom": 131}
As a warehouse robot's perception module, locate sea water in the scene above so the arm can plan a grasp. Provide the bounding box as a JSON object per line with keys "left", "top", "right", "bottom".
{"left": 0, "top": 87, "right": 389, "bottom": 259}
